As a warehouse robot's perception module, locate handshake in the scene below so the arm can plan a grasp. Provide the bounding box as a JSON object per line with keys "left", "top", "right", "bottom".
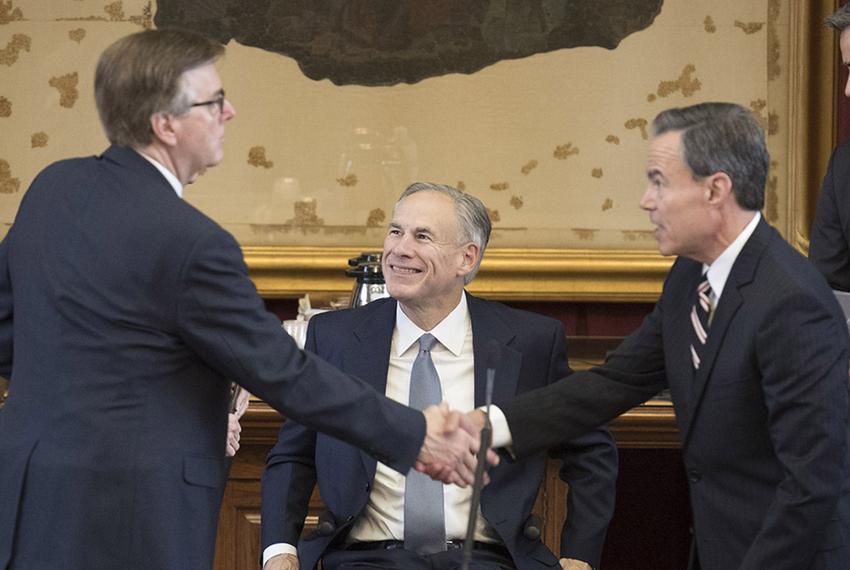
{"left": 415, "top": 404, "right": 496, "bottom": 486}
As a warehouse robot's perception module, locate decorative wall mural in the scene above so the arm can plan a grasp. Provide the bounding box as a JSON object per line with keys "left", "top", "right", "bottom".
{"left": 553, "top": 143, "right": 579, "bottom": 160}
{"left": 0, "top": 33, "right": 28, "bottom": 65}
{"left": 625, "top": 118, "right": 649, "bottom": 140}
{"left": 656, "top": 64, "right": 701, "bottom": 98}
{"left": 30, "top": 131, "right": 46, "bottom": 148}
{"left": 0, "top": 2, "right": 23, "bottom": 24}
{"left": 521, "top": 160, "right": 537, "bottom": 175}
{"left": 48, "top": 72, "right": 79, "bottom": 108}
{"left": 155, "top": 0, "right": 665, "bottom": 86}
{"left": 0, "top": 160, "right": 20, "bottom": 194}
{"left": 247, "top": 146, "right": 273, "bottom": 169}
{"left": 735, "top": 21, "right": 764, "bottom": 34}
{"left": 0, "top": 0, "right": 795, "bottom": 253}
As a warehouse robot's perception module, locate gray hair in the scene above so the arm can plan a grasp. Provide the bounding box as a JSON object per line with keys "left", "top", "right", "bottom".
{"left": 652, "top": 102, "right": 767, "bottom": 211}
{"left": 826, "top": 4, "right": 850, "bottom": 31}
{"left": 396, "top": 182, "right": 492, "bottom": 284}
{"left": 95, "top": 28, "right": 224, "bottom": 148}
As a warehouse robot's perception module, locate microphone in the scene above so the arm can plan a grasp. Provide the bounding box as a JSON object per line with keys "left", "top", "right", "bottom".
{"left": 460, "top": 340, "right": 499, "bottom": 570}
{"left": 315, "top": 510, "right": 337, "bottom": 536}
{"left": 523, "top": 514, "right": 542, "bottom": 540}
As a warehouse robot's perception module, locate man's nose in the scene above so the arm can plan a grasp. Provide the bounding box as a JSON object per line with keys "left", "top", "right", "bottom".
{"left": 222, "top": 98, "right": 236, "bottom": 120}
{"left": 639, "top": 186, "right": 655, "bottom": 211}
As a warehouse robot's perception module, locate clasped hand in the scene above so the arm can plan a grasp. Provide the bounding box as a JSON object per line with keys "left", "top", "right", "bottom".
{"left": 415, "top": 402, "right": 499, "bottom": 486}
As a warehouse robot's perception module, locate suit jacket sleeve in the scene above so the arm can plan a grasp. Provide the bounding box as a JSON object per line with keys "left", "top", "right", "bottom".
{"left": 501, "top": 302, "right": 667, "bottom": 460}
{"left": 543, "top": 322, "right": 618, "bottom": 569}
{"left": 739, "top": 291, "right": 849, "bottom": 569}
{"left": 810, "top": 145, "right": 850, "bottom": 291}
{"left": 0, "top": 237, "right": 13, "bottom": 379}
{"left": 260, "top": 321, "right": 323, "bottom": 551}
{"left": 176, "top": 228, "right": 424, "bottom": 474}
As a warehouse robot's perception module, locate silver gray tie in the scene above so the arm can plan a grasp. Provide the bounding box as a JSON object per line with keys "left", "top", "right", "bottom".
{"left": 403, "top": 333, "right": 447, "bottom": 554}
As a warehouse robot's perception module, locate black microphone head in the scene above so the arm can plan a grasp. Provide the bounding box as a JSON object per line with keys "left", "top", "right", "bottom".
{"left": 316, "top": 511, "right": 337, "bottom": 536}
{"left": 523, "top": 514, "right": 542, "bottom": 540}
{"left": 484, "top": 339, "right": 500, "bottom": 371}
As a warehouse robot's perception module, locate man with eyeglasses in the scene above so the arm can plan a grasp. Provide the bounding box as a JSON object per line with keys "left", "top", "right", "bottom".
{"left": 0, "top": 28, "right": 490, "bottom": 569}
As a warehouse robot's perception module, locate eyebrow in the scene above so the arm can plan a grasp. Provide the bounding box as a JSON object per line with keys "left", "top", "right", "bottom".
{"left": 388, "top": 222, "right": 434, "bottom": 235}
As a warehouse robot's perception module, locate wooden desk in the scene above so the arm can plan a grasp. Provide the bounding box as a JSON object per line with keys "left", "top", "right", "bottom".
{"left": 214, "top": 400, "right": 682, "bottom": 569}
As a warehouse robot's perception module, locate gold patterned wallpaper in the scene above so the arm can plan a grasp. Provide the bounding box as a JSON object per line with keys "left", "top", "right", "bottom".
{"left": 0, "top": 1, "right": 790, "bottom": 250}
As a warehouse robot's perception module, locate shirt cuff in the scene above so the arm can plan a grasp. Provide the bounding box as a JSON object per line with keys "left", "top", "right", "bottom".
{"left": 262, "top": 543, "right": 297, "bottom": 567}
{"left": 484, "top": 405, "right": 512, "bottom": 449}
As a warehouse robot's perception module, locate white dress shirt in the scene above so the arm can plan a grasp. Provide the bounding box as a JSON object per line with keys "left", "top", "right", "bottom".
{"left": 703, "top": 212, "right": 761, "bottom": 311}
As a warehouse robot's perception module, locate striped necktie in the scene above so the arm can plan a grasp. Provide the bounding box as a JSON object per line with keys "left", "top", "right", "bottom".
{"left": 689, "top": 277, "right": 712, "bottom": 370}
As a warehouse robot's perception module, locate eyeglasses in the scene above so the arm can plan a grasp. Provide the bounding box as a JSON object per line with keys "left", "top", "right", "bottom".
{"left": 190, "top": 90, "right": 226, "bottom": 115}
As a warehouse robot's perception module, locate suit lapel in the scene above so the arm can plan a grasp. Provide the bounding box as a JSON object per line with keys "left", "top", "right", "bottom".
{"left": 350, "top": 300, "right": 397, "bottom": 476}
{"left": 468, "top": 295, "right": 521, "bottom": 408}
{"left": 680, "top": 219, "right": 770, "bottom": 446}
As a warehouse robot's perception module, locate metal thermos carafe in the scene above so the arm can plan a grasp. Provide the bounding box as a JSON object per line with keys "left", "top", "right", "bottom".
{"left": 346, "top": 252, "right": 389, "bottom": 308}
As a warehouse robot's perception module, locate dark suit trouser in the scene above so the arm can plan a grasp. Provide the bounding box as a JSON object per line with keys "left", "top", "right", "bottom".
{"left": 321, "top": 543, "right": 516, "bottom": 570}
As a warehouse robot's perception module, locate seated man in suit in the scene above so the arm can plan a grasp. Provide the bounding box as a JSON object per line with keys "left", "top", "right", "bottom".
{"left": 261, "top": 182, "right": 618, "bottom": 570}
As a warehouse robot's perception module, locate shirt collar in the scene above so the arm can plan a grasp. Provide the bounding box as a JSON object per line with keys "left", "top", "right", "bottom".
{"left": 136, "top": 150, "right": 183, "bottom": 198}
{"left": 704, "top": 211, "right": 760, "bottom": 299}
{"left": 395, "top": 292, "right": 469, "bottom": 357}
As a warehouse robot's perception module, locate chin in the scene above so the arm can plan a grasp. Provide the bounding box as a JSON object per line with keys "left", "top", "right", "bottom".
{"left": 385, "top": 283, "right": 415, "bottom": 302}
{"left": 656, "top": 242, "right": 673, "bottom": 257}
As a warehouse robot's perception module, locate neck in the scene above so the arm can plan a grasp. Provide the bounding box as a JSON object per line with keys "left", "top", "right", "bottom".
{"left": 136, "top": 143, "right": 189, "bottom": 185}
{"left": 701, "top": 209, "right": 757, "bottom": 265}
{"left": 399, "top": 290, "right": 463, "bottom": 331}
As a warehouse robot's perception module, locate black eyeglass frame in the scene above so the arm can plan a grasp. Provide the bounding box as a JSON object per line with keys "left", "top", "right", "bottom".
{"left": 190, "top": 90, "right": 226, "bottom": 114}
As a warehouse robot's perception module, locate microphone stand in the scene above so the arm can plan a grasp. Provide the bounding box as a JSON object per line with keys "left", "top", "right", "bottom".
{"left": 460, "top": 369, "right": 494, "bottom": 570}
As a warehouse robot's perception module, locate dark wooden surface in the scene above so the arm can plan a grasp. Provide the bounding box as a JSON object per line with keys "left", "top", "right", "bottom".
{"left": 213, "top": 398, "right": 688, "bottom": 570}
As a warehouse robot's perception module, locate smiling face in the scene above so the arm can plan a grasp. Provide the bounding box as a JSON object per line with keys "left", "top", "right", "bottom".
{"left": 640, "top": 130, "right": 719, "bottom": 262}
{"left": 382, "top": 190, "right": 478, "bottom": 328}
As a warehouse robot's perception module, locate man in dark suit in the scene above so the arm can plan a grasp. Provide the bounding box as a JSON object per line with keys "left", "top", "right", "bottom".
{"left": 810, "top": 4, "right": 850, "bottom": 290}
{"left": 475, "top": 103, "right": 850, "bottom": 569}
{"left": 261, "top": 183, "right": 618, "bottom": 570}
{"left": 0, "top": 30, "right": 486, "bottom": 570}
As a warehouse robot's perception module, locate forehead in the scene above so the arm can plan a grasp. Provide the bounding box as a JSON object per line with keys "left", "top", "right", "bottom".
{"left": 392, "top": 191, "right": 459, "bottom": 231}
{"left": 181, "top": 62, "right": 221, "bottom": 94}
{"left": 647, "top": 130, "right": 687, "bottom": 173}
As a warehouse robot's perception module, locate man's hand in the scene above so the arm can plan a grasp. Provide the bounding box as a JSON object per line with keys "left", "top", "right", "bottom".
{"left": 415, "top": 402, "right": 499, "bottom": 486}
{"left": 225, "top": 412, "right": 242, "bottom": 457}
{"left": 225, "top": 388, "right": 250, "bottom": 457}
{"left": 263, "top": 553, "right": 299, "bottom": 570}
{"left": 560, "top": 558, "right": 592, "bottom": 570}
{"left": 467, "top": 409, "right": 486, "bottom": 431}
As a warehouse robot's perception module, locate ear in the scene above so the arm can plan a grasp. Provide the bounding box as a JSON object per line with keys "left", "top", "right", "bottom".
{"left": 457, "top": 242, "right": 480, "bottom": 279}
{"left": 705, "top": 171, "right": 733, "bottom": 204}
{"left": 149, "top": 112, "right": 179, "bottom": 147}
